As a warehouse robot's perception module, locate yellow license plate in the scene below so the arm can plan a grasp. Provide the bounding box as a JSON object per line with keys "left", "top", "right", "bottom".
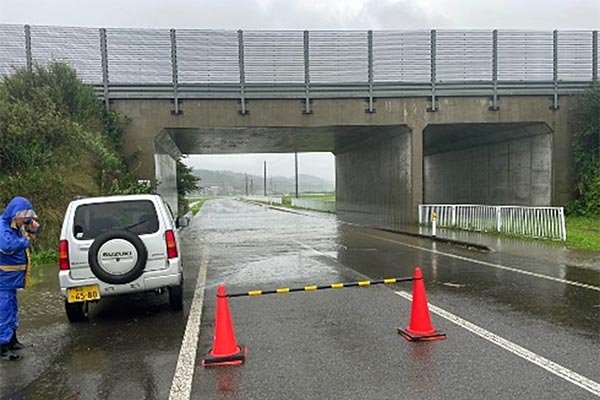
{"left": 67, "top": 285, "right": 101, "bottom": 303}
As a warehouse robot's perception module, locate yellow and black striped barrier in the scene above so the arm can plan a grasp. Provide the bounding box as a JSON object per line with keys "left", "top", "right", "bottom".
{"left": 224, "top": 277, "right": 416, "bottom": 298}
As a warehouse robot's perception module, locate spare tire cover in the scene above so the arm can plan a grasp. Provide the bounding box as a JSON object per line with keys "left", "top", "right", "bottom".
{"left": 88, "top": 230, "right": 148, "bottom": 285}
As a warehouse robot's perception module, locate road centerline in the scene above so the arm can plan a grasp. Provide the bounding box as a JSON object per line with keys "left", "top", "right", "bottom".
{"left": 395, "top": 290, "right": 600, "bottom": 397}
{"left": 169, "top": 248, "right": 209, "bottom": 400}
{"left": 358, "top": 232, "right": 600, "bottom": 292}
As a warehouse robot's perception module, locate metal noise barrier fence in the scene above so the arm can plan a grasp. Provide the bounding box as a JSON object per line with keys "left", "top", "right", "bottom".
{"left": 1, "top": 25, "right": 599, "bottom": 111}
{"left": 419, "top": 204, "right": 567, "bottom": 241}
{"left": 291, "top": 198, "right": 336, "bottom": 213}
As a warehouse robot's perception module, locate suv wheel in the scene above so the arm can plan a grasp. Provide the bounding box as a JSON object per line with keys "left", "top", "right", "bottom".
{"left": 88, "top": 230, "right": 148, "bottom": 285}
{"left": 65, "top": 301, "right": 89, "bottom": 323}
{"left": 168, "top": 281, "right": 183, "bottom": 311}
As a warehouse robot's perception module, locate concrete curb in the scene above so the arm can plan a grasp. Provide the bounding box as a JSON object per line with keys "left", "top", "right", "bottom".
{"left": 242, "top": 200, "right": 306, "bottom": 215}
{"left": 375, "top": 227, "right": 493, "bottom": 252}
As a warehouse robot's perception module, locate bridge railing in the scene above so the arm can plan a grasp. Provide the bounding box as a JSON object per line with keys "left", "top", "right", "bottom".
{"left": 1, "top": 26, "right": 598, "bottom": 112}
{"left": 419, "top": 204, "right": 567, "bottom": 241}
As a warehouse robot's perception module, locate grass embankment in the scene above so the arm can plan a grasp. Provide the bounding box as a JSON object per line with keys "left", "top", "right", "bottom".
{"left": 280, "top": 193, "right": 336, "bottom": 213}
{"left": 189, "top": 197, "right": 209, "bottom": 215}
{"left": 564, "top": 216, "right": 600, "bottom": 251}
{"left": 498, "top": 216, "right": 600, "bottom": 251}
{"left": 436, "top": 215, "right": 600, "bottom": 252}
{"left": 283, "top": 193, "right": 335, "bottom": 203}
{"left": 297, "top": 194, "right": 336, "bottom": 202}
{"left": 30, "top": 250, "right": 57, "bottom": 266}
{"left": 0, "top": 64, "right": 137, "bottom": 248}
{"left": 0, "top": 63, "right": 158, "bottom": 265}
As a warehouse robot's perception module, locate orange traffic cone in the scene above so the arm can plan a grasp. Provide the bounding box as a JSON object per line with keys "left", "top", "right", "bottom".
{"left": 203, "top": 284, "right": 248, "bottom": 367}
{"left": 398, "top": 267, "right": 446, "bottom": 342}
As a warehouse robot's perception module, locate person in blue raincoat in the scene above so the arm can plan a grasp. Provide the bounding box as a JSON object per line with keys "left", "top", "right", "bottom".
{"left": 0, "top": 196, "right": 39, "bottom": 361}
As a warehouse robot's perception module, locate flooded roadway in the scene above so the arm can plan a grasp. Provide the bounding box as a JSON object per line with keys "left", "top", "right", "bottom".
{"left": 1, "top": 198, "right": 599, "bottom": 399}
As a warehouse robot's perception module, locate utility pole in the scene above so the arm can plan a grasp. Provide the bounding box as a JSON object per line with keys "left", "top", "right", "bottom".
{"left": 294, "top": 152, "right": 299, "bottom": 198}
{"left": 250, "top": 178, "right": 254, "bottom": 195}
{"left": 263, "top": 161, "right": 267, "bottom": 196}
{"left": 245, "top": 173, "right": 249, "bottom": 196}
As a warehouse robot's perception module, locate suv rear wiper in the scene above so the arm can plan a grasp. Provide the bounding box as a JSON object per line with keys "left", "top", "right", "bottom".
{"left": 119, "top": 219, "right": 149, "bottom": 231}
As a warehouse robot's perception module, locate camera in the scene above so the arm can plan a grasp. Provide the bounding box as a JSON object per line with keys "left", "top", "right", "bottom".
{"left": 23, "top": 219, "right": 40, "bottom": 234}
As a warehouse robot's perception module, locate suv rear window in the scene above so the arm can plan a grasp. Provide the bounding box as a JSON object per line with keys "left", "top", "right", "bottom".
{"left": 73, "top": 200, "right": 160, "bottom": 240}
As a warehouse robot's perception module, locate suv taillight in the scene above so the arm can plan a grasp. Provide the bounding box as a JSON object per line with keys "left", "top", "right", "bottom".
{"left": 58, "top": 240, "right": 70, "bottom": 270}
{"left": 165, "top": 230, "right": 178, "bottom": 259}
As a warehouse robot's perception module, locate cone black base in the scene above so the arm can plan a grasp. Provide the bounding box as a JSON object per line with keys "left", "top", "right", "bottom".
{"left": 202, "top": 345, "right": 248, "bottom": 367}
{"left": 397, "top": 328, "right": 446, "bottom": 342}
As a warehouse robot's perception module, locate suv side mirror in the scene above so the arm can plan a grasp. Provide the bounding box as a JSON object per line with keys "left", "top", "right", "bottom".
{"left": 176, "top": 217, "right": 189, "bottom": 229}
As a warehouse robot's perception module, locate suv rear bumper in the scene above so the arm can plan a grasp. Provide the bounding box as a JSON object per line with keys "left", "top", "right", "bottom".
{"left": 59, "top": 261, "right": 182, "bottom": 298}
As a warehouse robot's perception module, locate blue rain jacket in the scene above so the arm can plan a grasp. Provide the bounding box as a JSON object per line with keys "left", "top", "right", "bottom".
{"left": 0, "top": 197, "right": 33, "bottom": 290}
{"left": 0, "top": 290, "right": 17, "bottom": 344}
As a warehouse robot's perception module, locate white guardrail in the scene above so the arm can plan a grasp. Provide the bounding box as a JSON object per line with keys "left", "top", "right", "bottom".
{"left": 419, "top": 204, "right": 567, "bottom": 241}
{"left": 242, "top": 196, "right": 283, "bottom": 205}
{"left": 291, "top": 198, "right": 336, "bottom": 213}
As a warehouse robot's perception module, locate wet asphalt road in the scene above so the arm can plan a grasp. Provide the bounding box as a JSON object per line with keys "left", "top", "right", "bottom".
{"left": 1, "top": 198, "right": 599, "bottom": 400}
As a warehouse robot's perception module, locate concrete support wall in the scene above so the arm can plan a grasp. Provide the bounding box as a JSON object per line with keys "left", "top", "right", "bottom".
{"left": 154, "top": 130, "right": 181, "bottom": 214}
{"left": 425, "top": 134, "right": 552, "bottom": 205}
{"left": 336, "top": 132, "right": 412, "bottom": 228}
{"left": 154, "top": 153, "right": 177, "bottom": 214}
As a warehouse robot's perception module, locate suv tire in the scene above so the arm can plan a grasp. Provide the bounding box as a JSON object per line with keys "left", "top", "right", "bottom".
{"left": 65, "top": 300, "right": 89, "bottom": 323}
{"left": 88, "top": 230, "right": 148, "bottom": 285}
{"left": 168, "top": 280, "right": 184, "bottom": 311}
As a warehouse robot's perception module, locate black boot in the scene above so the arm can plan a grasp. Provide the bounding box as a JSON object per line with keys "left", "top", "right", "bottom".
{"left": 0, "top": 343, "right": 22, "bottom": 361}
{"left": 8, "top": 331, "right": 30, "bottom": 351}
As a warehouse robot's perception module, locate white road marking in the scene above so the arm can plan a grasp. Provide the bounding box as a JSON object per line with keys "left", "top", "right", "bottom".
{"left": 294, "top": 231, "right": 600, "bottom": 396}
{"left": 293, "top": 239, "right": 325, "bottom": 254}
{"left": 359, "top": 232, "right": 600, "bottom": 292}
{"left": 294, "top": 224, "right": 600, "bottom": 396}
{"left": 441, "top": 282, "right": 466, "bottom": 288}
{"left": 395, "top": 290, "right": 600, "bottom": 397}
{"left": 169, "top": 249, "right": 209, "bottom": 400}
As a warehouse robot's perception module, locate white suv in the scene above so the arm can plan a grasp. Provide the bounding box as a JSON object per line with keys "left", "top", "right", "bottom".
{"left": 58, "top": 194, "right": 188, "bottom": 322}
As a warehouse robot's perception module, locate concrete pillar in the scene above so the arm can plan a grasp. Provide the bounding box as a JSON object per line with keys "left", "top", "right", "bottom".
{"left": 154, "top": 130, "right": 182, "bottom": 214}
{"left": 410, "top": 124, "right": 425, "bottom": 221}
{"left": 155, "top": 153, "right": 178, "bottom": 213}
{"left": 547, "top": 110, "right": 574, "bottom": 206}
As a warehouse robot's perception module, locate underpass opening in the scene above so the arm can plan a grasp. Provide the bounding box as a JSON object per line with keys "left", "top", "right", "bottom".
{"left": 152, "top": 124, "right": 413, "bottom": 225}
{"left": 423, "top": 122, "right": 554, "bottom": 206}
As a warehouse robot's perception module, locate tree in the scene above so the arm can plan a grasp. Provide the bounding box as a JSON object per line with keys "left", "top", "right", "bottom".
{"left": 0, "top": 63, "right": 132, "bottom": 249}
{"left": 570, "top": 84, "right": 600, "bottom": 215}
{"left": 177, "top": 160, "right": 200, "bottom": 215}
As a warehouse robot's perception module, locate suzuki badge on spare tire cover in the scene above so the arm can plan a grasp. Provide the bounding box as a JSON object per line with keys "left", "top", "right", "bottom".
{"left": 88, "top": 230, "right": 148, "bottom": 285}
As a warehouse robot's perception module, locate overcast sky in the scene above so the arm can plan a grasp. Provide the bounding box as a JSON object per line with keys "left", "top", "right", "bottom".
{"left": 1, "top": 0, "right": 599, "bottom": 30}
{"left": 183, "top": 153, "right": 335, "bottom": 182}
{"left": 2, "top": 0, "right": 598, "bottom": 181}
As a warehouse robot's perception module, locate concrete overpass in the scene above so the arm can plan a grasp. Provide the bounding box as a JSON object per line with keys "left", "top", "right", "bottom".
{"left": 115, "top": 96, "right": 572, "bottom": 227}
{"left": 1, "top": 26, "right": 597, "bottom": 227}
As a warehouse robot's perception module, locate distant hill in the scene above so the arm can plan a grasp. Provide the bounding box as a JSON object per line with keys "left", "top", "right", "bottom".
{"left": 192, "top": 169, "right": 334, "bottom": 195}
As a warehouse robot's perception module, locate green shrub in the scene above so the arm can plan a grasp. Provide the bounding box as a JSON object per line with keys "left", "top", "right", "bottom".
{"left": 0, "top": 63, "right": 140, "bottom": 250}
{"left": 570, "top": 84, "right": 600, "bottom": 216}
